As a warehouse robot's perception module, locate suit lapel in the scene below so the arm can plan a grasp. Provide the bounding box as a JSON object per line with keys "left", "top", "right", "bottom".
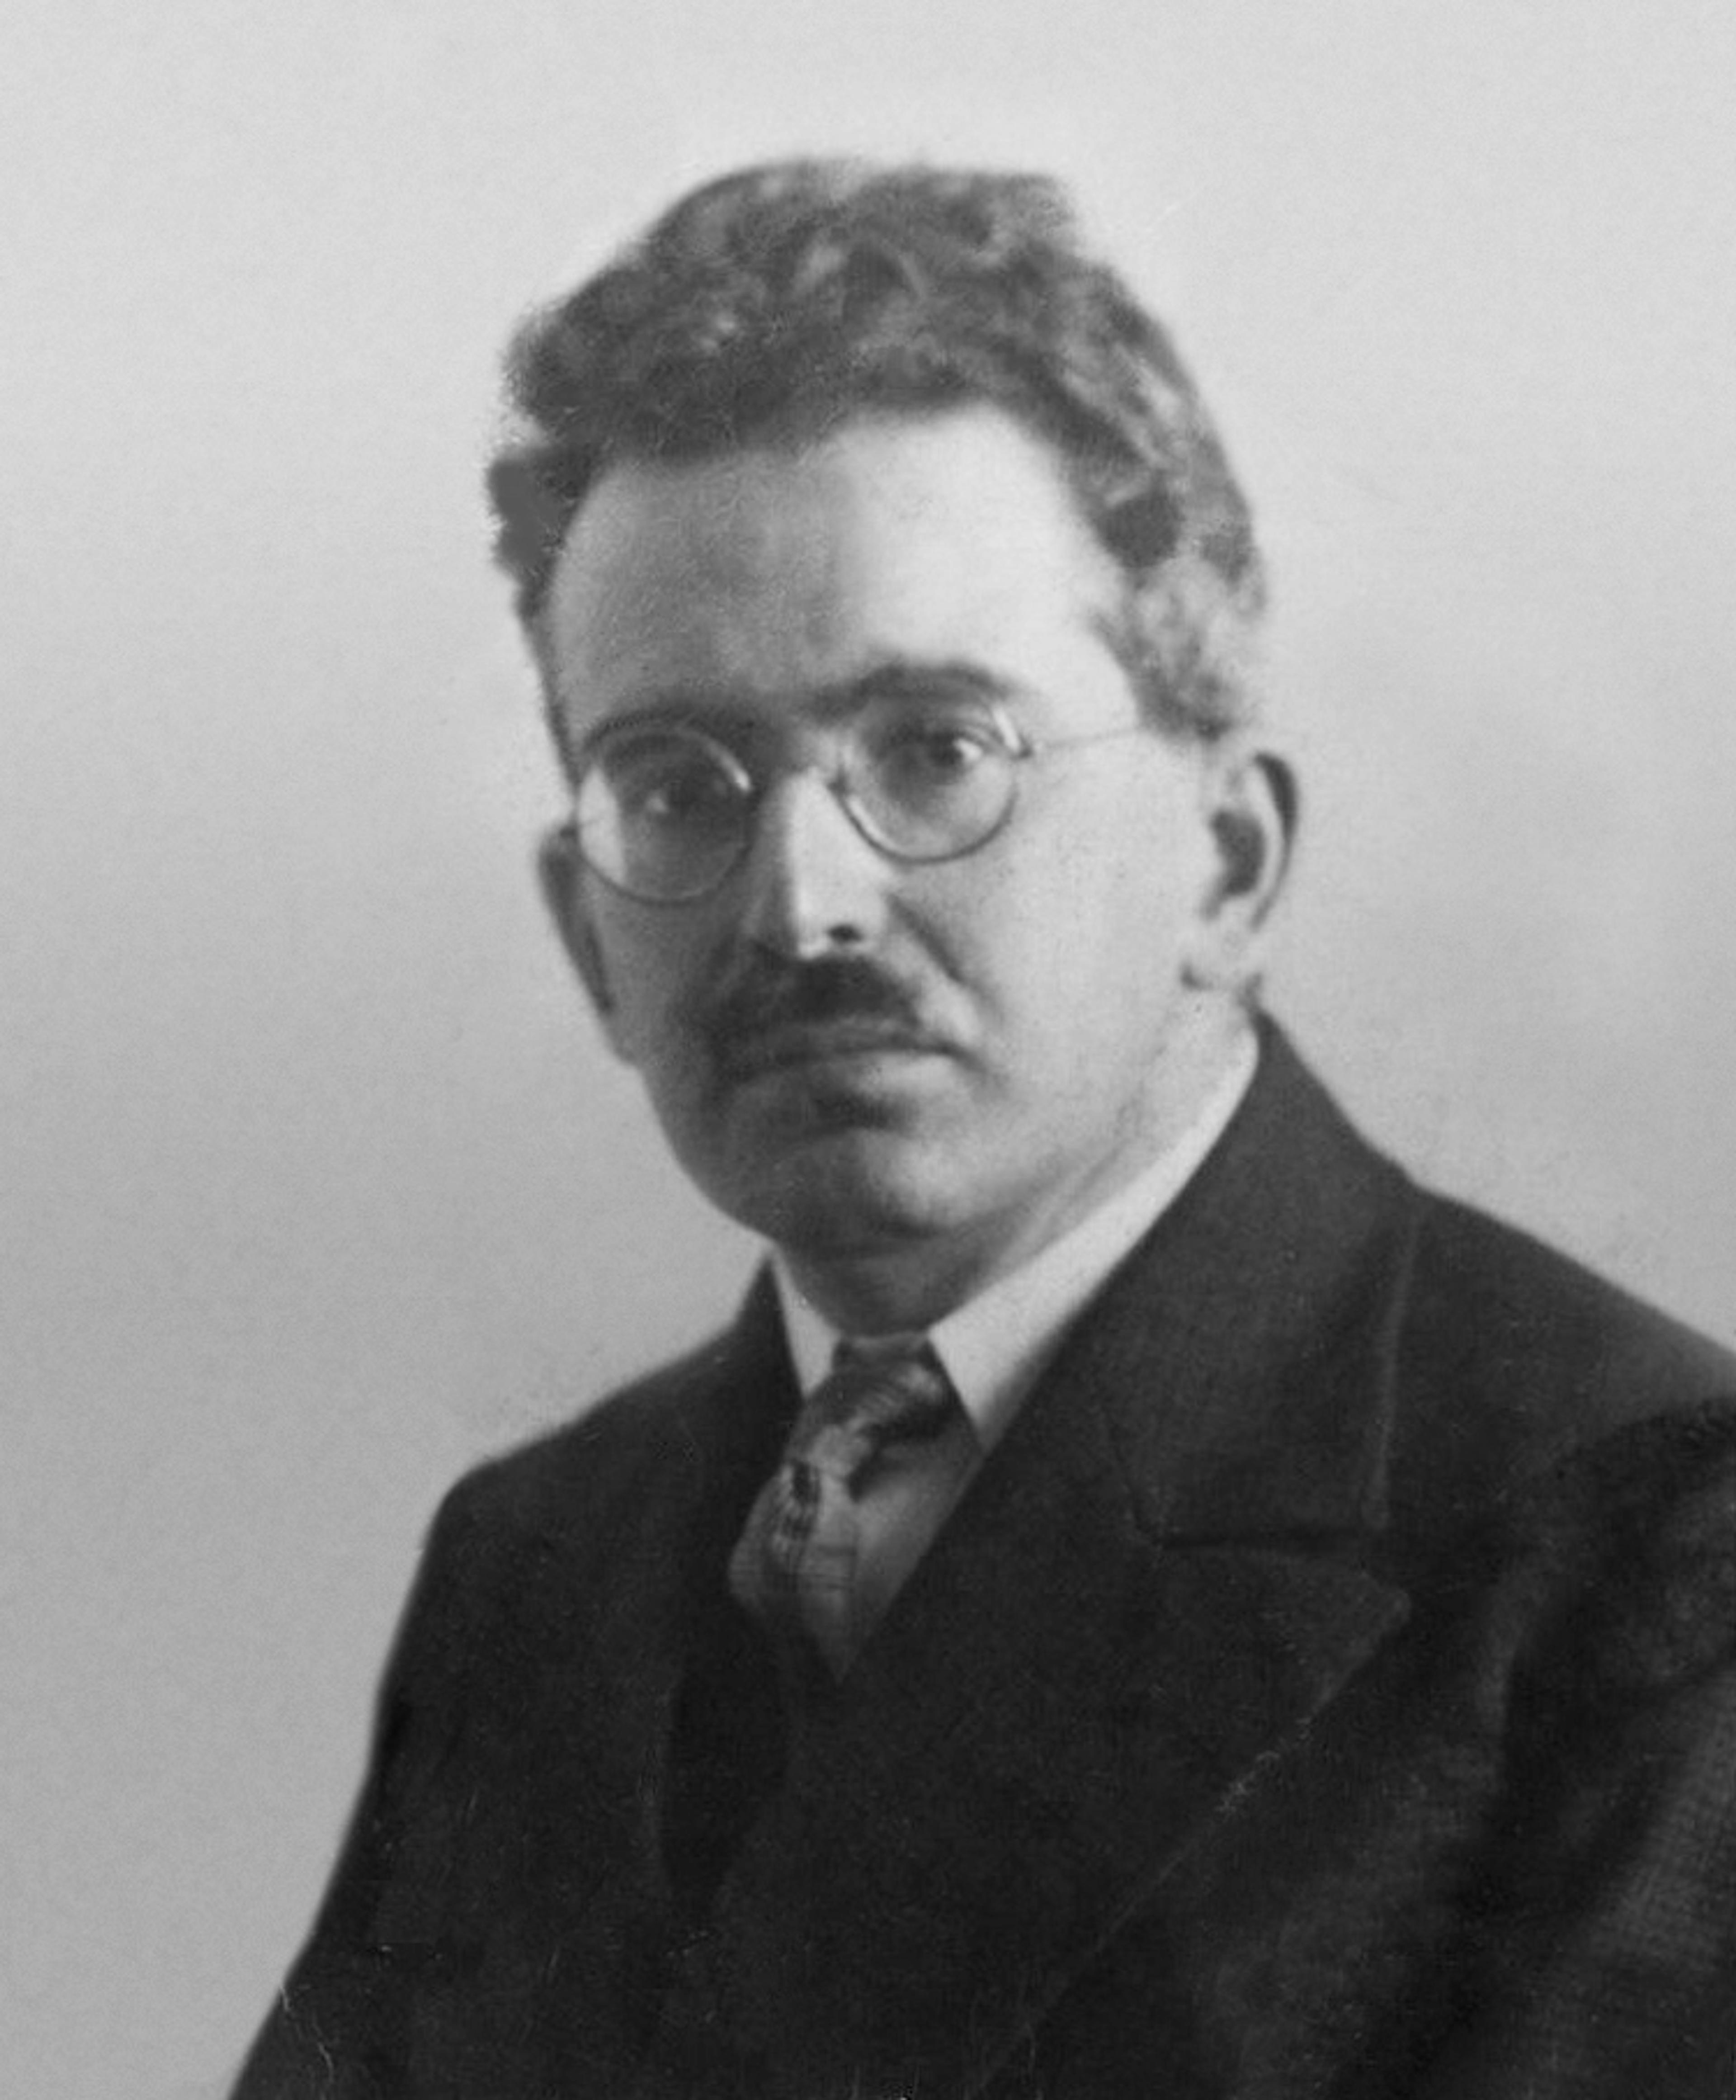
{"left": 448, "top": 1285, "right": 798, "bottom": 2043}
{"left": 660, "top": 1030, "right": 1421, "bottom": 2096}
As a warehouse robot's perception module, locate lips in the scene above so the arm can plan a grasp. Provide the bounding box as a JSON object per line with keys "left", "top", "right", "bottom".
{"left": 717, "top": 1017, "right": 948, "bottom": 1083}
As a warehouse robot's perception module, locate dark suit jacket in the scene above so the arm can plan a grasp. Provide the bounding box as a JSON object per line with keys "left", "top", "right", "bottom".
{"left": 236, "top": 1028, "right": 1736, "bottom": 2097}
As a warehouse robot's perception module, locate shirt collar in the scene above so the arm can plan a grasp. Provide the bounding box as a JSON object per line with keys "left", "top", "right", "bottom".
{"left": 772, "top": 1027, "right": 1258, "bottom": 1451}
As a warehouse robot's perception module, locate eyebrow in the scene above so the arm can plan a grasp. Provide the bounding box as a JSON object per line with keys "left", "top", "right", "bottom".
{"left": 821, "top": 659, "right": 1024, "bottom": 715}
{"left": 593, "top": 657, "right": 1028, "bottom": 738}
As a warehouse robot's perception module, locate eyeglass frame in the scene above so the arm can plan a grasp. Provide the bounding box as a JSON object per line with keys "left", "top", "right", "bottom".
{"left": 561, "top": 691, "right": 1175, "bottom": 906}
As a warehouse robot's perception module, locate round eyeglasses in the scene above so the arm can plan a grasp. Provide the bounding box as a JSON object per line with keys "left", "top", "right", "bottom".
{"left": 569, "top": 693, "right": 1159, "bottom": 904}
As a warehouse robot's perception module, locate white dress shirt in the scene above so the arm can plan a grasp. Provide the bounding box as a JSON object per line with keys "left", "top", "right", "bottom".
{"left": 761, "top": 1029, "right": 1257, "bottom": 1655}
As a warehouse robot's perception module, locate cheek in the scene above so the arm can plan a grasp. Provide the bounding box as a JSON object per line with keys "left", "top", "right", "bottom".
{"left": 589, "top": 913, "right": 708, "bottom": 1066}
{"left": 953, "top": 871, "right": 1205, "bottom": 1127}
{"left": 968, "top": 814, "right": 1201, "bottom": 1002}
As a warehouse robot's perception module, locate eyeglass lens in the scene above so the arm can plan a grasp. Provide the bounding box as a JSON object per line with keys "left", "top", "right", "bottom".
{"left": 574, "top": 697, "right": 1020, "bottom": 899}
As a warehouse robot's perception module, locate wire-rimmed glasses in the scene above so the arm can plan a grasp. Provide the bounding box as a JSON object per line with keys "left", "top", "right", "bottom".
{"left": 568, "top": 691, "right": 1157, "bottom": 904}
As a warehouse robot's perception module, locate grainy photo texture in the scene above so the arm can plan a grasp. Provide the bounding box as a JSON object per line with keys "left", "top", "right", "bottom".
{"left": 5, "top": 9, "right": 1734, "bottom": 2098}
{"left": 231, "top": 159, "right": 1736, "bottom": 2096}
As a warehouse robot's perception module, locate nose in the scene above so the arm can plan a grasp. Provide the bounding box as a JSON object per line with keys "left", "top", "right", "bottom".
{"left": 733, "top": 768, "right": 892, "bottom": 960}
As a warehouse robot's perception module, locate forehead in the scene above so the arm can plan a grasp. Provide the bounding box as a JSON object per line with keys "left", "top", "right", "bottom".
{"left": 538, "top": 407, "right": 1129, "bottom": 734}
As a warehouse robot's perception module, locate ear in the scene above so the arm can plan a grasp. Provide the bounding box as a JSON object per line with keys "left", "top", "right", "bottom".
{"left": 1183, "top": 743, "right": 1298, "bottom": 994}
{"left": 536, "top": 823, "right": 638, "bottom": 1064}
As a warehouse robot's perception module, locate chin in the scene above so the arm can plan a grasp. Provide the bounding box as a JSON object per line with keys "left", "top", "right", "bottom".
{"left": 699, "top": 1121, "right": 972, "bottom": 1257}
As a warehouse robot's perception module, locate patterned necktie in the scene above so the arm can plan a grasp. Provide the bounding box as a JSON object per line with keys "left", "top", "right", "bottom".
{"left": 729, "top": 1337, "right": 957, "bottom": 1674}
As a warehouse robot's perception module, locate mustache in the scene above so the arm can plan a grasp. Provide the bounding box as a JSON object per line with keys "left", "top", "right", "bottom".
{"left": 703, "top": 957, "right": 946, "bottom": 1072}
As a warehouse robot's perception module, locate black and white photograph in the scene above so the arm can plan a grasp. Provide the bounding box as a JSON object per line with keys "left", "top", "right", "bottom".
{"left": 5, "top": 5, "right": 1735, "bottom": 2095}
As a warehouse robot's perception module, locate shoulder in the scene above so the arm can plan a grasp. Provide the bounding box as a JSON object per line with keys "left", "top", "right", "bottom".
{"left": 1380, "top": 1182, "right": 1736, "bottom": 1553}
{"left": 1410, "top": 1191, "right": 1736, "bottom": 1409}
{"left": 431, "top": 1321, "right": 749, "bottom": 1554}
{"left": 360, "top": 1320, "right": 760, "bottom": 1703}
{"left": 1375, "top": 1194, "right": 1736, "bottom": 1845}
{"left": 373, "top": 1271, "right": 791, "bottom": 1682}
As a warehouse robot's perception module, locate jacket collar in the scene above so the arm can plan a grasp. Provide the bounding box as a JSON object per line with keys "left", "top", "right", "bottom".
{"left": 649, "top": 1023, "right": 1423, "bottom": 2095}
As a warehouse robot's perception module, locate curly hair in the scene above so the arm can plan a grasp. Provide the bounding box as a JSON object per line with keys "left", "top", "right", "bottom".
{"left": 488, "top": 159, "right": 1267, "bottom": 764}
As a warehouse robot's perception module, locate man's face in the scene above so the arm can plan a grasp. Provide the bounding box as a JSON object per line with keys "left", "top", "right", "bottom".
{"left": 539, "top": 407, "right": 1278, "bottom": 1312}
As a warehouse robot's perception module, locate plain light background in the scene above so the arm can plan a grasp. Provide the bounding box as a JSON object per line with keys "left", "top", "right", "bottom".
{"left": 4, "top": 3, "right": 1734, "bottom": 2093}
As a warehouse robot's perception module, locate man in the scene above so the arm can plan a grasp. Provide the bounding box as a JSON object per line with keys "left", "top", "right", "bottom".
{"left": 236, "top": 161, "right": 1736, "bottom": 2097}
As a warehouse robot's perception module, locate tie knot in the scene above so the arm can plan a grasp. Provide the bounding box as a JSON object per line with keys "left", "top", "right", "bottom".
{"left": 795, "top": 1338, "right": 956, "bottom": 1487}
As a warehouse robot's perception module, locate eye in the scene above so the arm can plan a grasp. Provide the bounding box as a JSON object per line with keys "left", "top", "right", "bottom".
{"left": 866, "top": 709, "right": 1003, "bottom": 791}
{"left": 596, "top": 733, "right": 743, "bottom": 827}
{"left": 906, "top": 726, "right": 993, "bottom": 777}
{"left": 640, "top": 758, "right": 735, "bottom": 825}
